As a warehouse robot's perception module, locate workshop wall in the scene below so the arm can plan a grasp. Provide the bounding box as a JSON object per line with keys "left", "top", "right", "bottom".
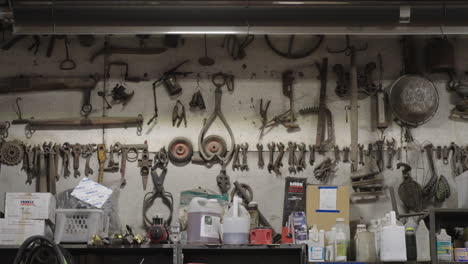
{"left": 0, "top": 35, "right": 465, "bottom": 235}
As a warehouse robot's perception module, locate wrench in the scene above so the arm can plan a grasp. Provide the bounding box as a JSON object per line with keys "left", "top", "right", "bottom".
{"left": 358, "top": 144, "right": 365, "bottom": 165}
{"left": 334, "top": 146, "right": 341, "bottom": 162}
{"left": 82, "top": 144, "right": 96, "bottom": 177}
{"left": 240, "top": 143, "right": 249, "bottom": 171}
{"left": 72, "top": 143, "right": 81, "bottom": 178}
{"left": 376, "top": 140, "right": 385, "bottom": 172}
{"left": 309, "top": 145, "right": 316, "bottom": 166}
{"left": 26, "top": 145, "right": 35, "bottom": 184}
{"left": 105, "top": 144, "right": 120, "bottom": 172}
{"left": 288, "top": 142, "right": 297, "bottom": 174}
{"left": 436, "top": 146, "right": 442, "bottom": 160}
{"left": 343, "top": 147, "right": 350, "bottom": 163}
{"left": 232, "top": 144, "right": 241, "bottom": 171}
{"left": 386, "top": 138, "right": 396, "bottom": 169}
{"left": 53, "top": 144, "right": 61, "bottom": 180}
{"left": 442, "top": 146, "right": 450, "bottom": 165}
{"left": 38, "top": 147, "right": 47, "bottom": 192}
{"left": 267, "top": 143, "right": 276, "bottom": 173}
{"left": 257, "top": 143, "right": 264, "bottom": 169}
{"left": 297, "top": 143, "right": 306, "bottom": 172}
{"left": 60, "top": 143, "right": 72, "bottom": 178}
{"left": 43, "top": 142, "right": 56, "bottom": 194}
{"left": 273, "top": 143, "right": 285, "bottom": 176}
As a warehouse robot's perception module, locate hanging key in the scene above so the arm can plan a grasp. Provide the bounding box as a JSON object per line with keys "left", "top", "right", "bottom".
{"left": 72, "top": 143, "right": 81, "bottom": 177}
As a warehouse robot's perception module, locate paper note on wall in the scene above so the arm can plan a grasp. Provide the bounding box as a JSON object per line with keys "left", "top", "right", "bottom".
{"left": 318, "top": 187, "right": 338, "bottom": 212}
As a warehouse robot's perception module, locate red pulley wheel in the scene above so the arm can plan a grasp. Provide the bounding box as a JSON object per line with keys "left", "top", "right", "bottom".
{"left": 168, "top": 137, "right": 193, "bottom": 166}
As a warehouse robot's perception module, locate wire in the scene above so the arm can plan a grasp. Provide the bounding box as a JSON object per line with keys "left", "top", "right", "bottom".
{"left": 13, "top": 235, "right": 72, "bottom": 264}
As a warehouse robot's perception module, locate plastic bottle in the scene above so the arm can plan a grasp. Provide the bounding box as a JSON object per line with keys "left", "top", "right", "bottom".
{"left": 380, "top": 211, "right": 407, "bottom": 261}
{"left": 187, "top": 197, "right": 223, "bottom": 244}
{"left": 247, "top": 202, "right": 259, "bottom": 229}
{"left": 405, "top": 227, "right": 417, "bottom": 261}
{"left": 308, "top": 225, "right": 325, "bottom": 262}
{"left": 416, "top": 220, "right": 431, "bottom": 261}
{"left": 437, "top": 229, "right": 453, "bottom": 261}
{"left": 368, "top": 219, "right": 380, "bottom": 260}
{"left": 325, "top": 227, "right": 336, "bottom": 261}
{"left": 333, "top": 218, "right": 350, "bottom": 261}
{"left": 355, "top": 224, "right": 377, "bottom": 262}
{"left": 222, "top": 196, "right": 250, "bottom": 244}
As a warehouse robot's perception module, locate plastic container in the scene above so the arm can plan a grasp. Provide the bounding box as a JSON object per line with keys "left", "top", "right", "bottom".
{"left": 325, "top": 227, "right": 336, "bottom": 261}
{"left": 308, "top": 225, "right": 325, "bottom": 262}
{"left": 187, "top": 197, "right": 223, "bottom": 244}
{"left": 333, "top": 218, "right": 350, "bottom": 261}
{"left": 380, "top": 211, "right": 407, "bottom": 261}
{"left": 368, "top": 219, "right": 380, "bottom": 260}
{"left": 416, "top": 220, "right": 431, "bottom": 261}
{"left": 54, "top": 209, "right": 108, "bottom": 243}
{"left": 405, "top": 227, "right": 417, "bottom": 261}
{"left": 355, "top": 224, "right": 377, "bottom": 262}
{"left": 222, "top": 196, "right": 250, "bottom": 244}
{"left": 437, "top": 229, "right": 453, "bottom": 261}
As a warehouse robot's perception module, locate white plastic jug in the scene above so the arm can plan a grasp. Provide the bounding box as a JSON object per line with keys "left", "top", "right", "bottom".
{"left": 222, "top": 196, "right": 250, "bottom": 244}
{"left": 355, "top": 225, "right": 377, "bottom": 262}
{"left": 380, "top": 211, "right": 407, "bottom": 262}
{"left": 416, "top": 220, "right": 431, "bottom": 261}
{"left": 368, "top": 219, "right": 380, "bottom": 260}
{"left": 187, "top": 197, "right": 223, "bottom": 244}
{"left": 308, "top": 225, "right": 325, "bottom": 262}
{"left": 437, "top": 229, "right": 453, "bottom": 261}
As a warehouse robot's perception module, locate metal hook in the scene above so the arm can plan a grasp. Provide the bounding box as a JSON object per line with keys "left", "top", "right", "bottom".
{"left": 196, "top": 73, "right": 201, "bottom": 90}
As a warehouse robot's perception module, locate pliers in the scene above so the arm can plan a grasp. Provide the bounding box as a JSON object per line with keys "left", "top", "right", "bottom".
{"left": 172, "top": 100, "right": 187, "bottom": 128}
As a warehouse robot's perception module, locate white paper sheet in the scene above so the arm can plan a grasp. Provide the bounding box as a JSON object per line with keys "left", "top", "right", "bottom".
{"left": 319, "top": 188, "right": 337, "bottom": 211}
{"left": 71, "top": 177, "right": 113, "bottom": 208}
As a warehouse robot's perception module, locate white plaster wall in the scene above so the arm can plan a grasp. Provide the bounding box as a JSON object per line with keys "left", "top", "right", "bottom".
{"left": 0, "top": 35, "right": 466, "bottom": 235}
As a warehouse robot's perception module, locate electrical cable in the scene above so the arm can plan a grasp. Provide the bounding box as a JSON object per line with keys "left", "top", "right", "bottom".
{"left": 13, "top": 235, "right": 72, "bottom": 264}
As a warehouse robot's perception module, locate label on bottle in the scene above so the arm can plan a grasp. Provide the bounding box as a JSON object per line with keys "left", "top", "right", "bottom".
{"left": 200, "top": 215, "right": 220, "bottom": 238}
{"left": 437, "top": 241, "right": 453, "bottom": 259}
{"left": 308, "top": 246, "right": 325, "bottom": 262}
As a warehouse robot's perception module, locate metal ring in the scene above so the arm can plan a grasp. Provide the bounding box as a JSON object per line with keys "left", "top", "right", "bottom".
{"left": 127, "top": 148, "right": 139, "bottom": 162}
{"left": 212, "top": 72, "right": 227, "bottom": 88}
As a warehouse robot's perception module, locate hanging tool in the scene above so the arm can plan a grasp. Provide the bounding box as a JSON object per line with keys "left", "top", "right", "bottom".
{"left": 97, "top": 144, "right": 107, "bottom": 184}
{"left": 105, "top": 144, "right": 120, "bottom": 172}
{"left": 115, "top": 142, "right": 149, "bottom": 188}
{"left": 375, "top": 140, "right": 385, "bottom": 172}
{"left": 12, "top": 97, "right": 32, "bottom": 125}
{"left": 314, "top": 158, "right": 337, "bottom": 183}
{"left": 138, "top": 148, "right": 153, "bottom": 190}
{"left": 198, "top": 34, "right": 215, "bottom": 66}
{"left": 168, "top": 137, "right": 193, "bottom": 167}
{"left": 240, "top": 143, "right": 249, "bottom": 171}
{"left": 81, "top": 144, "right": 97, "bottom": 177}
{"left": 358, "top": 144, "right": 365, "bottom": 166}
{"left": 143, "top": 148, "right": 173, "bottom": 230}
{"left": 154, "top": 60, "right": 192, "bottom": 97}
{"left": 281, "top": 71, "right": 299, "bottom": 129}
{"left": 60, "top": 143, "right": 72, "bottom": 178}
{"left": 422, "top": 144, "right": 438, "bottom": 201}
{"left": 0, "top": 140, "right": 24, "bottom": 166}
{"left": 267, "top": 143, "right": 276, "bottom": 173}
{"left": 386, "top": 138, "right": 396, "bottom": 169}
{"left": 172, "top": 100, "right": 187, "bottom": 128}
{"left": 147, "top": 81, "right": 159, "bottom": 125}
{"left": 343, "top": 147, "right": 350, "bottom": 163}
{"left": 222, "top": 35, "right": 254, "bottom": 60}
{"left": 296, "top": 143, "right": 306, "bottom": 172}
{"left": 272, "top": 142, "right": 285, "bottom": 176}
{"left": 397, "top": 163, "right": 423, "bottom": 213}
{"left": 90, "top": 45, "right": 167, "bottom": 63}
{"left": 334, "top": 146, "right": 341, "bottom": 163}
{"left": 375, "top": 53, "right": 389, "bottom": 135}
{"left": 299, "top": 58, "right": 335, "bottom": 152}
{"left": 189, "top": 74, "right": 206, "bottom": 111}
{"left": 257, "top": 143, "right": 264, "bottom": 169}
{"left": 71, "top": 144, "right": 81, "bottom": 178}
{"left": 264, "top": 35, "right": 324, "bottom": 59}
{"left": 59, "top": 36, "right": 76, "bottom": 70}
{"left": 328, "top": 36, "right": 368, "bottom": 172}
{"left": 232, "top": 144, "right": 241, "bottom": 171}
{"left": 309, "top": 145, "right": 316, "bottom": 166}
{"left": 287, "top": 142, "right": 297, "bottom": 174}
{"left": 0, "top": 121, "right": 10, "bottom": 138}
{"left": 43, "top": 142, "right": 57, "bottom": 194}
{"left": 258, "top": 99, "right": 271, "bottom": 139}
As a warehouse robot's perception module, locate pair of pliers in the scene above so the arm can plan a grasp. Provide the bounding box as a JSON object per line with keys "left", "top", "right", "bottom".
{"left": 172, "top": 100, "right": 187, "bottom": 128}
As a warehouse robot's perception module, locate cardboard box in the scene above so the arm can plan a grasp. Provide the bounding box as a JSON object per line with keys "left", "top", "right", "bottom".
{"left": 306, "top": 185, "right": 350, "bottom": 231}
{"left": 5, "top": 193, "right": 56, "bottom": 224}
{"left": 0, "top": 219, "right": 52, "bottom": 245}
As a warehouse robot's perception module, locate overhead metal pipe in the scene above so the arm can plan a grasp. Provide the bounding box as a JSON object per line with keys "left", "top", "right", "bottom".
{"left": 7, "top": 0, "right": 468, "bottom": 34}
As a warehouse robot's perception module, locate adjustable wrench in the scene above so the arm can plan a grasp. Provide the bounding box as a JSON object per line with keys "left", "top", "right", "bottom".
{"left": 386, "top": 139, "right": 396, "bottom": 169}
{"left": 273, "top": 143, "right": 285, "bottom": 176}
{"left": 82, "top": 144, "right": 96, "bottom": 177}
{"left": 309, "top": 145, "right": 316, "bottom": 166}
{"left": 267, "top": 143, "right": 276, "bottom": 173}
{"left": 240, "top": 143, "right": 249, "bottom": 171}
{"left": 297, "top": 143, "right": 306, "bottom": 172}
{"left": 256, "top": 143, "right": 264, "bottom": 169}
{"left": 72, "top": 144, "right": 81, "bottom": 177}
{"left": 288, "top": 142, "right": 297, "bottom": 174}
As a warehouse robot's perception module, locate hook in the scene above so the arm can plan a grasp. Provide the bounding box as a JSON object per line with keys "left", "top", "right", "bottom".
{"left": 196, "top": 73, "right": 201, "bottom": 90}
{"left": 327, "top": 35, "right": 368, "bottom": 56}
{"left": 15, "top": 97, "right": 23, "bottom": 120}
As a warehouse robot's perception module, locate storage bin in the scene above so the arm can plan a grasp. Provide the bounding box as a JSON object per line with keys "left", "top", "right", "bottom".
{"left": 54, "top": 209, "right": 108, "bottom": 243}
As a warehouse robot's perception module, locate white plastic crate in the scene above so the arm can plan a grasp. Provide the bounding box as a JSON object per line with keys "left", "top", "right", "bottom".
{"left": 54, "top": 209, "right": 108, "bottom": 243}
